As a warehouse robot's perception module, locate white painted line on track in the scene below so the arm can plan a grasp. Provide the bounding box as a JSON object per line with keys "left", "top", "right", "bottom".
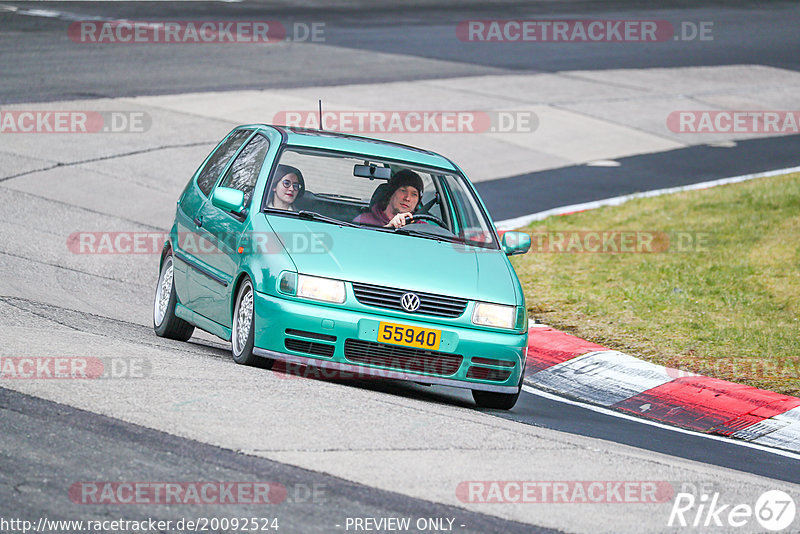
{"left": 496, "top": 164, "right": 800, "bottom": 230}
{"left": 522, "top": 384, "right": 800, "bottom": 460}
{"left": 1, "top": 4, "right": 115, "bottom": 21}
{"left": 0, "top": 3, "right": 233, "bottom": 24}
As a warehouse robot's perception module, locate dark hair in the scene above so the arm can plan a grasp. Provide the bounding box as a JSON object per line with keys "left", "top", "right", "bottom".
{"left": 268, "top": 164, "right": 305, "bottom": 208}
{"left": 275, "top": 165, "right": 305, "bottom": 198}
{"left": 380, "top": 169, "right": 423, "bottom": 210}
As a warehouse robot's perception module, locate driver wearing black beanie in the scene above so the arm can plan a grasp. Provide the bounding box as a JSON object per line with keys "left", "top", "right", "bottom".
{"left": 354, "top": 169, "right": 424, "bottom": 228}
{"left": 382, "top": 169, "right": 424, "bottom": 208}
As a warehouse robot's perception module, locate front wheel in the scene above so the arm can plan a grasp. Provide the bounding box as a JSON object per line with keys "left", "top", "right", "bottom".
{"left": 472, "top": 378, "right": 522, "bottom": 410}
{"left": 231, "top": 278, "right": 273, "bottom": 369}
{"left": 153, "top": 253, "right": 194, "bottom": 341}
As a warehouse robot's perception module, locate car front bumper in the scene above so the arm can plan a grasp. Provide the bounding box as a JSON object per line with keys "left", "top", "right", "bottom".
{"left": 251, "top": 291, "right": 527, "bottom": 393}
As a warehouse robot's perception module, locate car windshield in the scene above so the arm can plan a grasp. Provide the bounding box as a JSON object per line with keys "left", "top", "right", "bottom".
{"left": 263, "top": 148, "right": 498, "bottom": 249}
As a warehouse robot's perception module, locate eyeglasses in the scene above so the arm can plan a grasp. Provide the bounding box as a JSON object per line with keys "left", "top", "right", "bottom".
{"left": 280, "top": 179, "right": 301, "bottom": 190}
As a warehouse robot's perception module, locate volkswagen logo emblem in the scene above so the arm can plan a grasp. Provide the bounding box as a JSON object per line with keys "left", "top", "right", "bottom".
{"left": 400, "top": 292, "right": 421, "bottom": 312}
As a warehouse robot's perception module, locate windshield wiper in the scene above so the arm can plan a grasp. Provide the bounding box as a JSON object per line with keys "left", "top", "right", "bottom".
{"left": 393, "top": 226, "right": 465, "bottom": 244}
{"left": 297, "top": 210, "right": 359, "bottom": 228}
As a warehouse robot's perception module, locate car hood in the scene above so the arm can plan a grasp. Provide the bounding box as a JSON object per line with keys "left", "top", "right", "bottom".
{"left": 265, "top": 214, "right": 517, "bottom": 304}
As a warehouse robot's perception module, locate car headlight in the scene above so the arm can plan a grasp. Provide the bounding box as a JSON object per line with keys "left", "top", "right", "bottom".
{"left": 296, "top": 274, "right": 346, "bottom": 303}
{"left": 472, "top": 302, "right": 515, "bottom": 329}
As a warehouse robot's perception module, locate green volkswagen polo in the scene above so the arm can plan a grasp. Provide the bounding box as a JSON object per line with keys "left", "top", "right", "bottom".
{"left": 154, "top": 125, "right": 531, "bottom": 409}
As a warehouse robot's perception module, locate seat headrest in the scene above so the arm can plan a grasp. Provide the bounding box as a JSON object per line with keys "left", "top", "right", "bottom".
{"left": 369, "top": 183, "right": 391, "bottom": 208}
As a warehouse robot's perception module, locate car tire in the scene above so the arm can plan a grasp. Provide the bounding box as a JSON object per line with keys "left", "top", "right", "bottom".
{"left": 153, "top": 253, "right": 195, "bottom": 341}
{"left": 231, "top": 278, "right": 274, "bottom": 369}
{"left": 472, "top": 375, "right": 522, "bottom": 410}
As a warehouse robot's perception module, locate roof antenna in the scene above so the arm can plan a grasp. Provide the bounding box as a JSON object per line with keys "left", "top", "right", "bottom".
{"left": 318, "top": 99, "right": 324, "bottom": 131}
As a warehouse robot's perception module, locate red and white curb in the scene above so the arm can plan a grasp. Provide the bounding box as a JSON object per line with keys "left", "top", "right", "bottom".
{"left": 524, "top": 325, "right": 800, "bottom": 454}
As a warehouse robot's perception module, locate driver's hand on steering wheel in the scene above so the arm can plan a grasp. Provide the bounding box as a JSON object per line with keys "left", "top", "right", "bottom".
{"left": 386, "top": 212, "right": 414, "bottom": 228}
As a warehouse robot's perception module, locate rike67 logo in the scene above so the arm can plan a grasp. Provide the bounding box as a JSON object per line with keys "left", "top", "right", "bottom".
{"left": 668, "top": 488, "right": 796, "bottom": 531}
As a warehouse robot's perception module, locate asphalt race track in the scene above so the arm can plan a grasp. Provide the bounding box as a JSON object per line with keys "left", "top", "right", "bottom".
{"left": 1, "top": 1, "right": 799, "bottom": 533}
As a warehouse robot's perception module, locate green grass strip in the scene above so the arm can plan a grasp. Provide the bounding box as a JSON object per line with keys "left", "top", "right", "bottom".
{"left": 512, "top": 172, "right": 800, "bottom": 396}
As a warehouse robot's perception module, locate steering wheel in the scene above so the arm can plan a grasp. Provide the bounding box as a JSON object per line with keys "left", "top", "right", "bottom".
{"left": 409, "top": 214, "right": 447, "bottom": 228}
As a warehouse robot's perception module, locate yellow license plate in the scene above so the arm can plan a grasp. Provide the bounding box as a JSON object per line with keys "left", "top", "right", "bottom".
{"left": 378, "top": 322, "right": 441, "bottom": 350}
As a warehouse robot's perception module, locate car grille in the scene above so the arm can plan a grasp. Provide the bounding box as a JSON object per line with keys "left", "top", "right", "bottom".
{"left": 285, "top": 338, "right": 335, "bottom": 358}
{"left": 351, "top": 282, "right": 468, "bottom": 318}
{"left": 466, "top": 366, "right": 513, "bottom": 382}
{"left": 343, "top": 339, "right": 462, "bottom": 376}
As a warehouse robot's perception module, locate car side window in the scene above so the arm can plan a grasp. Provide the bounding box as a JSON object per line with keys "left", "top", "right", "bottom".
{"left": 196, "top": 129, "right": 252, "bottom": 196}
{"left": 217, "top": 134, "right": 270, "bottom": 206}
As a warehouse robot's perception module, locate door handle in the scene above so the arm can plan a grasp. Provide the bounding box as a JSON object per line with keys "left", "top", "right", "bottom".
{"left": 193, "top": 217, "right": 203, "bottom": 227}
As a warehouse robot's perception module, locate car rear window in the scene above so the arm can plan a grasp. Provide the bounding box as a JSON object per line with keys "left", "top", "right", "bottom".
{"left": 196, "top": 129, "right": 252, "bottom": 196}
